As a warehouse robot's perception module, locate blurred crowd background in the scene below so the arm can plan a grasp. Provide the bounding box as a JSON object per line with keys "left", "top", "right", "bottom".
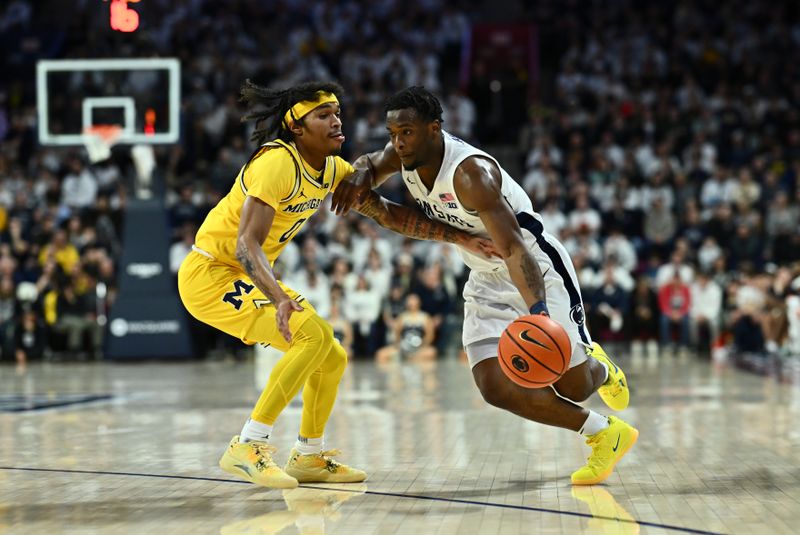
{"left": 1, "top": 0, "right": 799, "bottom": 370}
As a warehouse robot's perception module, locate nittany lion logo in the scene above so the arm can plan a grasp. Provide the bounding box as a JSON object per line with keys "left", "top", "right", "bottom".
{"left": 511, "top": 355, "right": 529, "bottom": 372}
{"left": 570, "top": 304, "right": 585, "bottom": 325}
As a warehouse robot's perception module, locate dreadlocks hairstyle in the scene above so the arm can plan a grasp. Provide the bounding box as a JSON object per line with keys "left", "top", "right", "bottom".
{"left": 384, "top": 86, "right": 444, "bottom": 123}
{"left": 240, "top": 80, "right": 345, "bottom": 145}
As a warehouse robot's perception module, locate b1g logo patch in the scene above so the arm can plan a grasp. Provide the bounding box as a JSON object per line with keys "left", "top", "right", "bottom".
{"left": 570, "top": 304, "right": 585, "bottom": 326}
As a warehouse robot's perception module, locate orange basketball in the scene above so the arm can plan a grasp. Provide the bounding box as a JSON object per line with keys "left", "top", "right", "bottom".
{"left": 497, "top": 314, "right": 572, "bottom": 388}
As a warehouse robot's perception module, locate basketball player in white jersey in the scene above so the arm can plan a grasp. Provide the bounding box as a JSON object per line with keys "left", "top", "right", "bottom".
{"left": 333, "top": 87, "right": 637, "bottom": 485}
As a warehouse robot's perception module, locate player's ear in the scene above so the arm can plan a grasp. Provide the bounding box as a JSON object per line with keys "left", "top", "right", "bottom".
{"left": 290, "top": 122, "right": 303, "bottom": 137}
{"left": 430, "top": 120, "right": 441, "bottom": 135}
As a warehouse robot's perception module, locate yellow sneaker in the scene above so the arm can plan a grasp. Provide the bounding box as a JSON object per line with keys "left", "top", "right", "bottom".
{"left": 591, "top": 342, "right": 630, "bottom": 411}
{"left": 571, "top": 416, "right": 638, "bottom": 485}
{"left": 219, "top": 435, "right": 298, "bottom": 489}
{"left": 284, "top": 449, "right": 367, "bottom": 483}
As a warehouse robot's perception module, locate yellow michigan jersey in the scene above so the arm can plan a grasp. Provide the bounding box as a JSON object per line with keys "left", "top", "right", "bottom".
{"left": 178, "top": 140, "right": 354, "bottom": 349}
{"left": 194, "top": 139, "right": 353, "bottom": 267}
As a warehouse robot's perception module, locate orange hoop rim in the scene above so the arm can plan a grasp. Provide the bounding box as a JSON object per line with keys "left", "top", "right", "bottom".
{"left": 82, "top": 124, "right": 123, "bottom": 145}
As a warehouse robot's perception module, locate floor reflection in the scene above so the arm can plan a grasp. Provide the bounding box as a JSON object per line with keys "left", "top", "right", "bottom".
{"left": 219, "top": 485, "right": 368, "bottom": 535}
{"left": 571, "top": 486, "right": 639, "bottom": 535}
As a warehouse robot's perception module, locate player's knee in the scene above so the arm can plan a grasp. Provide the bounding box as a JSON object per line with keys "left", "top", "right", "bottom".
{"left": 327, "top": 341, "right": 348, "bottom": 375}
{"left": 292, "top": 314, "right": 334, "bottom": 353}
{"left": 555, "top": 362, "right": 598, "bottom": 401}
{"left": 477, "top": 376, "right": 555, "bottom": 410}
{"left": 478, "top": 385, "right": 509, "bottom": 408}
{"left": 554, "top": 382, "right": 593, "bottom": 402}
{"left": 475, "top": 372, "right": 512, "bottom": 408}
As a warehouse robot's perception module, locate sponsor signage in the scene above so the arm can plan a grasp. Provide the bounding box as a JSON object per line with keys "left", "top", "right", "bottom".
{"left": 105, "top": 295, "right": 191, "bottom": 358}
{"left": 106, "top": 198, "right": 192, "bottom": 359}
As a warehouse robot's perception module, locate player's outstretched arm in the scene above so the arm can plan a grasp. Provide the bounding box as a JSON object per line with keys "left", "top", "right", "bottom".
{"left": 236, "top": 196, "right": 303, "bottom": 342}
{"left": 354, "top": 190, "right": 500, "bottom": 260}
{"left": 331, "top": 142, "right": 401, "bottom": 215}
{"left": 454, "top": 157, "right": 547, "bottom": 314}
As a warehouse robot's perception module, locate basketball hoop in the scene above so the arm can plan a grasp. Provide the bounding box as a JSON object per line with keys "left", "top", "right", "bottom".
{"left": 82, "top": 124, "right": 122, "bottom": 163}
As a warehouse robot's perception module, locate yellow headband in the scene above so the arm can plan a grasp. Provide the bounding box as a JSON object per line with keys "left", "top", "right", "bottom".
{"left": 283, "top": 91, "right": 339, "bottom": 127}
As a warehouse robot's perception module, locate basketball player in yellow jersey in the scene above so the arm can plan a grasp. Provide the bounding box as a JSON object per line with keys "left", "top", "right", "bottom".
{"left": 178, "top": 80, "right": 499, "bottom": 489}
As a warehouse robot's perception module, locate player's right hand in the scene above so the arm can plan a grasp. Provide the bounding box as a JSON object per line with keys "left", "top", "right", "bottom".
{"left": 331, "top": 169, "right": 372, "bottom": 215}
{"left": 276, "top": 297, "right": 304, "bottom": 342}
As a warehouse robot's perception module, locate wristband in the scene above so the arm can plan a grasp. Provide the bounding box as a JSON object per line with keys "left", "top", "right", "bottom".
{"left": 529, "top": 300, "right": 549, "bottom": 316}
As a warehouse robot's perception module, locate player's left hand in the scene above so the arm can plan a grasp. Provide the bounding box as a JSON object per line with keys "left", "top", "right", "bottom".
{"left": 463, "top": 236, "right": 501, "bottom": 259}
{"left": 276, "top": 297, "right": 304, "bottom": 342}
{"left": 331, "top": 169, "right": 372, "bottom": 215}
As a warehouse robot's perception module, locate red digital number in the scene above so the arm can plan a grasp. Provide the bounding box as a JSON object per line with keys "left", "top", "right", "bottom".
{"left": 110, "top": 0, "right": 140, "bottom": 33}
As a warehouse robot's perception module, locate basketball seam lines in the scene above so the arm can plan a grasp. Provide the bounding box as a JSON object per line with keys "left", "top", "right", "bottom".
{"left": 515, "top": 319, "right": 568, "bottom": 369}
{"left": 499, "top": 328, "right": 539, "bottom": 383}
{"left": 502, "top": 327, "right": 563, "bottom": 380}
{"left": 497, "top": 337, "right": 551, "bottom": 385}
{"left": 506, "top": 325, "right": 563, "bottom": 376}
{"left": 498, "top": 355, "right": 552, "bottom": 385}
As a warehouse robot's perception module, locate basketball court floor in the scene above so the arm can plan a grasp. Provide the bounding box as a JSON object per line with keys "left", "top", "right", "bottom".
{"left": 1, "top": 349, "right": 798, "bottom": 534}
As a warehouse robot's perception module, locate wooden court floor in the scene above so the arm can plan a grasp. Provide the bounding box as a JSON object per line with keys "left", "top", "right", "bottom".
{"left": 1, "top": 349, "right": 798, "bottom": 534}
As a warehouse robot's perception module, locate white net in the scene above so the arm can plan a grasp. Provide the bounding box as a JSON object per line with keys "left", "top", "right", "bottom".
{"left": 82, "top": 125, "right": 121, "bottom": 163}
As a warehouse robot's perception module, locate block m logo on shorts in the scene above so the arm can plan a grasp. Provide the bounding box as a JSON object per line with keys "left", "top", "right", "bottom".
{"left": 223, "top": 280, "right": 255, "bottom": 310}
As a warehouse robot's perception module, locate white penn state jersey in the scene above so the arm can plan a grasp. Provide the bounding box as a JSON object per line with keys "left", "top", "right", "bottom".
{"left": 400, "top": 131, "right": 546, "bottom": 272}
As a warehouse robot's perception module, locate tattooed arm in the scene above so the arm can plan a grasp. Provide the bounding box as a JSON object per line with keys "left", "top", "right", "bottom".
{"left": 452, "top": 157, "right": 547, "bottom": 312}
{"left": 331, "top": 141, "right": 401, "bottom": 215}
{"left": 236, "top": 196, "right": 303, "bottom": 342}
{"left": 354, "top": 190, "right": 500, "bottom": 259}
{"left": 339, "top": 143, "right": 497, "bottom": 259}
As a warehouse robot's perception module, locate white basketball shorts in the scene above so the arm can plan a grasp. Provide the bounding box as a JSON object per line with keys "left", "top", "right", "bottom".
{"left": 463, "top": 231, "right": 592, "bottom": 369}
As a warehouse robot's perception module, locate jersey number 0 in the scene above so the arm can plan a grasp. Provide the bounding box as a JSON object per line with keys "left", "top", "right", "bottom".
{"left": 279, "top": 218, "right": 307, "bottom": 243}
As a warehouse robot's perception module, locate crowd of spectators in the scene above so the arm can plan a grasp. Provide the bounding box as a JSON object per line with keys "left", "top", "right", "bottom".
{"left": 523, "top": 0, "right": 800, "bottom": 362}
{"left": 2, "top": 0, "right": 800, "bottom": 368}
{"left": 1, "top": 0, "right": 475, "bottom": 366}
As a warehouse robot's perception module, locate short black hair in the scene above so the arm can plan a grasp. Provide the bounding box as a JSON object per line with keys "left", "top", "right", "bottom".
{"left": 384, "top": 86, "right": 443, "bottom": 123}
{"left": 240, "top": 80, "right": 344, "bottom": 144}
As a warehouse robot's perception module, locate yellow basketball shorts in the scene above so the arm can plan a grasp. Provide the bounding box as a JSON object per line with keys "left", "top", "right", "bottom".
{"left": 177, "top": 251, "right": 317, "bottom": 351}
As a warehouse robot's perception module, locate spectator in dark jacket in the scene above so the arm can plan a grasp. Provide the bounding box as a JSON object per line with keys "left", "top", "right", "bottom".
{"left": 55, "top": 282, "right": 101, "bottom": 357}
{"left": 412, "top": 263, "right": 453, "bottom": 353}
{"left": 588, "top": 266, "right": 629, "bottom": 341}
{"left": 627, "top": 277, "right": 659, "bottom": 343}
{"left": 15, "top": 308, "right": 47, "bottom": 366}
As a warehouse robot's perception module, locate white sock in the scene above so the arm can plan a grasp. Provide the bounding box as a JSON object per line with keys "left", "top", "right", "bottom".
{"left": 580, "top": 410, "right": 610, "bottom": 436}
{"left": 599, "top": 361, "right": 609, "bottom": 384}
{"left": 240, "top": 418, "right": 273, "bottom": 443}
{"left": 294, "top": 435, "right": 324, "bottom": 455}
